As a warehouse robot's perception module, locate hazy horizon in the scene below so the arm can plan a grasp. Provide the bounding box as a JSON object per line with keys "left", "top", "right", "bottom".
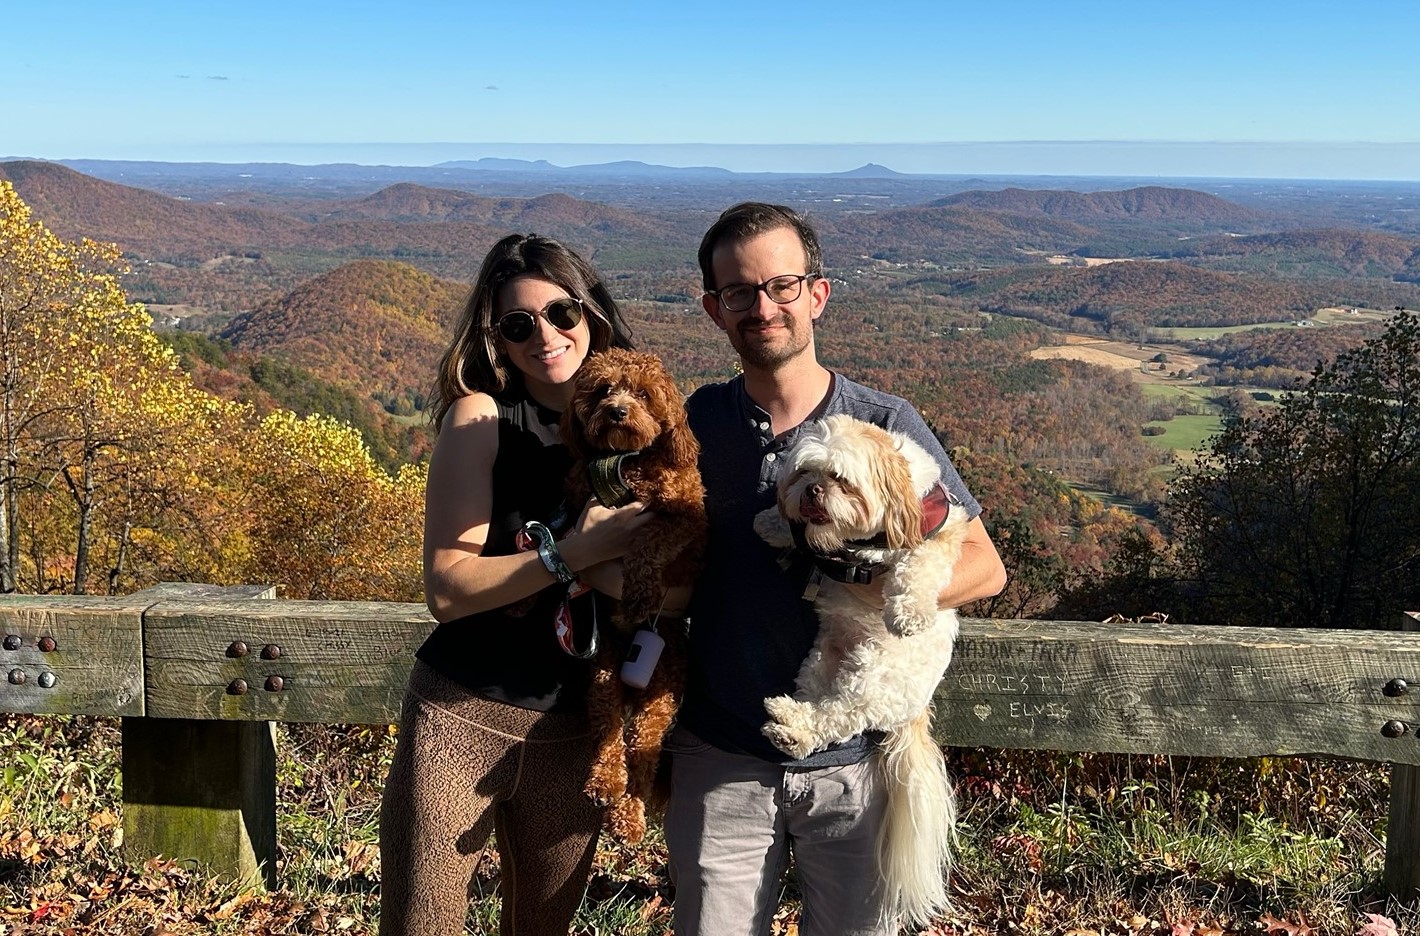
{"left": 6, "top": 1, "right": 1417, "bottom": 182}
{"left": 9, "top": 141, "right": 1420, "bottom": 183}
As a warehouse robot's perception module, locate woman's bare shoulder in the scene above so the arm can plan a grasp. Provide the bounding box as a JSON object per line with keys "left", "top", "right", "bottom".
{"left": 444, "top": 391, "right": 500, "bottom": 427}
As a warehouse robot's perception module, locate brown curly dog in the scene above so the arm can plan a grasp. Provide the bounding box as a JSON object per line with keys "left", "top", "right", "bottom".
{"left": 561, "top": 347, "right": 706, "bottom": 843}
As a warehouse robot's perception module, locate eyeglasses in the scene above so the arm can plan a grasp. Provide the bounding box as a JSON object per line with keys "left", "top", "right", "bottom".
{"left": 707, "top": 273, "right": 819, "bottom": 314}
{"left": 494, "top": 297, "right": 585, "bottom": 343}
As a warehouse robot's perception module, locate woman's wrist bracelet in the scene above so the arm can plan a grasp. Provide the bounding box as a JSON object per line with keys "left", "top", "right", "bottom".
{"left": 520, "top": 521, "right": 577, "bottom": 585}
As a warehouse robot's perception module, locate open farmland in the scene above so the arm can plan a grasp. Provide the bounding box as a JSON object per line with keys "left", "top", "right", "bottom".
{"left": 1028, "top": 333, "right": 1211, "bottom": 383}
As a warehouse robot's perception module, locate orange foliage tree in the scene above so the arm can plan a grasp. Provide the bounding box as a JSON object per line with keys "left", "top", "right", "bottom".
{"left": 0, "top": 182, "right": 425, "bottom": 599}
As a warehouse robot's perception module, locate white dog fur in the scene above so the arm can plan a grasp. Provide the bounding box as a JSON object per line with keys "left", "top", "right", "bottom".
{"left": 753, "top": 413, "right": 967, "bottom": 928}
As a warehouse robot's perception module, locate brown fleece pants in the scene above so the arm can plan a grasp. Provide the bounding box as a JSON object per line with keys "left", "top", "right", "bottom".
{"left": 378, "top": 660, "right": 604, "bottom": 936}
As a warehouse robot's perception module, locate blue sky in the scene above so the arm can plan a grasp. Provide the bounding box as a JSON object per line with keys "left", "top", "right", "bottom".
{"left": 3, "top": 0, "right": 1418, "bottom": 179}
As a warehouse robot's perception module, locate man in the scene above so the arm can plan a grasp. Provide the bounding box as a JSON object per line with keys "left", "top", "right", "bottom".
{"left": 666, "top": 202, "right": 1008, "bottom": 936}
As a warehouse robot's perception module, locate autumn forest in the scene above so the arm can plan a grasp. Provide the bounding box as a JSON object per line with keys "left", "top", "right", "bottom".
{"left": 4, "top": 157, "right": 1420, "bottom": 935}
{"left": 2, "top": 160, "right": 1419, "bottom": 629}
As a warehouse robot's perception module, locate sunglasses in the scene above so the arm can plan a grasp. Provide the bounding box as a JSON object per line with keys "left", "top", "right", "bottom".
{"left": 494, "top": 297, "right": 586, "bottom": 343}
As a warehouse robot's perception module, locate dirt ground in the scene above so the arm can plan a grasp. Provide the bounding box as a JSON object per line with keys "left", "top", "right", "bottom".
{"left": 1029, "top": 308, "right": 1398, "bottom": 386}
{"left": 1044, "top": 255, "right": 1132, "bottom": 267}
{"left": 1028, "top": 334, "right": 1210, "bottom": 385}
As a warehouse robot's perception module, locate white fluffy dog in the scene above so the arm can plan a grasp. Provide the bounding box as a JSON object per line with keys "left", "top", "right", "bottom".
{"left": 753, "top": 413, "right": 968, "bottom": 928}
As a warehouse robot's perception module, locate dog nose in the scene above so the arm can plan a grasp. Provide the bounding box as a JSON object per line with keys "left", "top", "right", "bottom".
{"left": 609, "top": 405, "right": 629, "bottom": 421}
{"left": 808, "top": 482, "right": 824, "bottom": 498}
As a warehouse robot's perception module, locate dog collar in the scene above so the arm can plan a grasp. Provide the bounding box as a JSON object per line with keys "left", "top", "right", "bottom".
{"left": 588, "top": 453, "right": 637, "bottom": 508}
{"left": 788, "top": 482, "right": 960, "bottom": 585}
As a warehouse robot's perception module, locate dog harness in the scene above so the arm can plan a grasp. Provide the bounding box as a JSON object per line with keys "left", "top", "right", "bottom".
{"left": 788, "top": 481, "right": 960, "bottom": 586}
{"left": 588, "top": 453, "right": 637, "bottom": 508}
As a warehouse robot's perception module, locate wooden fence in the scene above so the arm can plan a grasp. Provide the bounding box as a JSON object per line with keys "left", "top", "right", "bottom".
{"left": 2, "top": 583, "right": 1418, "bottom": 898}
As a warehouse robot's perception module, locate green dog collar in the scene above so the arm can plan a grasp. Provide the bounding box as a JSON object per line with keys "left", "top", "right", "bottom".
{"left": 588, "top": 453, "right": 636, "bottom": 508}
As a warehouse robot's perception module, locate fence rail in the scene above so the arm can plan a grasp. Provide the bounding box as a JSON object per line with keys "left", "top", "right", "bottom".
{"left": 3, "top": 584, "right": 1418, "bottom": 897}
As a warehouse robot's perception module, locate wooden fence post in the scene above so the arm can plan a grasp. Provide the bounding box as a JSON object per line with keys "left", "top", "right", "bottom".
{"left": 121, "top": 583, "right": 278, "bottom": 889}
{"left": 1385, "top": 610, "right": 1420, "bottom": 901}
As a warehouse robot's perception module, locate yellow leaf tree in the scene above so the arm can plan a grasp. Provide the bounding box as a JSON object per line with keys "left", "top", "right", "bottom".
{"left": 239, "top": 411, "right": 424, "bottom": 601}
{"left": 0, "top": 180, "right": 131, "bottom": 591}
{"left": 1, "top": 181, "right": 425, "bottom": 599}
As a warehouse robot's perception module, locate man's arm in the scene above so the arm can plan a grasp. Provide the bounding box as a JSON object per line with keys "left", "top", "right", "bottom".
{"left": 939, "top": 515, "right": 1007, "bottom": 608}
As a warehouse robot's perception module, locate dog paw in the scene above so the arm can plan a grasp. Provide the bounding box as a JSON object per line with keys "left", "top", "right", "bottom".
{"left": 763, "top": 694, "right": 808, "bottom": 727}
{"left": 762, "top": 721, "right": 818, "bottom": 759}
{"left": 884, "top": 596, "right": 931, "bottom": 636}
{"left": 762, "top": 696, "right": 819, "bottom": 758}
{"left": 606, "top": 795, "right": 647, "bottom": 845}
{"left": 584, "top": 773, "right": 627, "bottom": 807}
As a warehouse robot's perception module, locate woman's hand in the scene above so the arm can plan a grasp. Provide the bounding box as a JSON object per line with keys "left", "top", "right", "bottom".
{"left": 558, "top": 498, "right": 655, "bottom": 573}
{"left": 578, "top": 559, "right": 693, "bottom": 613}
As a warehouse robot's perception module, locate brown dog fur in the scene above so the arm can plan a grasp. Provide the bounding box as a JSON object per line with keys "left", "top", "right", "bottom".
{"left": 561, "top": 348, "right": 705, "bottom": 843}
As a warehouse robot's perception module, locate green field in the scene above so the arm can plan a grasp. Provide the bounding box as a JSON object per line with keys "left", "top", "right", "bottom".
{"left": 1158, "top": 307, "right": 1397, "bottom": 341}
{"left": 1159, "top": 321, "right": 1306, "bottom": 340}
{"left": 1139, "top": 382, "right": 1221, "bottom": 407}
{"left": 1143, "top": 413, "right": 1223, "bottom": 450}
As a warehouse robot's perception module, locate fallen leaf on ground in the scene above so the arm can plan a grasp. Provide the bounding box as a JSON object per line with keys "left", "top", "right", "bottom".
{"left": 1357, "top": 914, "right": 1397, "bottom": 936}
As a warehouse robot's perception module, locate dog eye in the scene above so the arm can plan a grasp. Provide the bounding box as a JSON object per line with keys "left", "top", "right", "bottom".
{"left": 635, "top": 389, "right": 649, "bottom": 400}
{"left": 592, "top": 384, "right": 611, "bottom": 400}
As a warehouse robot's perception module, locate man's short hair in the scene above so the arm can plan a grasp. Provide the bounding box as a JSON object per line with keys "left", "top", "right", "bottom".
{"left": 698, "top": 202, "right": 824, "bottom": 292}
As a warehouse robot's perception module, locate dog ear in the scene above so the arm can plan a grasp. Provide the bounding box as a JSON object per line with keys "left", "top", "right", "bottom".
{"left": 654, "top": 378, "right": 700, "bottom": 468}
{"left": 879, "top": 448, "right": 924, "bottom": 550}
{"left": 663, "top": 407, "right": 700, "bottom": 468}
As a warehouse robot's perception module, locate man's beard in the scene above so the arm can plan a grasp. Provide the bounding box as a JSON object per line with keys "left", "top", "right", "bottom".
{"left": 730, "top": 315, "right": 812, "bottom": 370}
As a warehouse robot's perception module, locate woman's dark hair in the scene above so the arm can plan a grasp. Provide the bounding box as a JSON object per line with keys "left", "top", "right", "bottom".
{"left": 431, "top": 234, "right": 634, "bottom": 429}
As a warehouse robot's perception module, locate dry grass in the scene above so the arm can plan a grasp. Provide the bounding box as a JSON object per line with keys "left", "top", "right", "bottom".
{"left": 1, "top": 715, "right": 1414, "bottom": 935}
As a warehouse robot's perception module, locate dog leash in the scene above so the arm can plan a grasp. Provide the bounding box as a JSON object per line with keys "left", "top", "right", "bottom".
{"left": 515, "top": 520, "right": 599, "bottom": 659}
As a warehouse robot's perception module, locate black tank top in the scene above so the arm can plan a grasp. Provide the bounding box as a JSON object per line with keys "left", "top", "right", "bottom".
{"left": 415, "top": 393, "right": 595, "bottom": 713}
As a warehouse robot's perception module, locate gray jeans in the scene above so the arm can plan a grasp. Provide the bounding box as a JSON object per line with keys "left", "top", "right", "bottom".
{"left": 664, "top": 725, "right": 895, "bottom": 936}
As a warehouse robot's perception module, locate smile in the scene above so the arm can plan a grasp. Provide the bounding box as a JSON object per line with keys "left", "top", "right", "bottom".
{"left": 534, "top": 346, "right": 570, "bottom": 361}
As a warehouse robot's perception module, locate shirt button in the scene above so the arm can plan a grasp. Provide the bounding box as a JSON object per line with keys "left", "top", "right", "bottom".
{"left": 766, "top": 453, "right": 777, "bottom": 462}
{"left": 759, "top": 422, "right": 769, "bottom": 430}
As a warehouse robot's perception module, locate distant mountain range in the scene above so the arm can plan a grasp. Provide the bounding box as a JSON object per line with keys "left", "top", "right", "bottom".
{"left": 0, "top": 160, "right": 1281, "bottom": 262}
{"left": 2, "top": 159, "right": 1416, "bottom": 329}
{"left": 26, "top": 156, "right": 929, "bottom": 188}
{"left": 436, "top": 158, "right": 736, "bottom": 178}
{"left": 307, "top": 182, "right": 660, "bottom": 231}
{"left": 432, "top": 157, "right": 910, "bottom": 180}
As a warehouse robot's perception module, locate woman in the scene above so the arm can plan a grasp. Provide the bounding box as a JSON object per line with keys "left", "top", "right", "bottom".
{"left": 379, "top": 234, "right": 652, "bottom": 935}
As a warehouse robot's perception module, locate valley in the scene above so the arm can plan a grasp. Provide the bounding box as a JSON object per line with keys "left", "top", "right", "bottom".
{"left": 3, "top": 156, "right": 1417, "bottom": 487}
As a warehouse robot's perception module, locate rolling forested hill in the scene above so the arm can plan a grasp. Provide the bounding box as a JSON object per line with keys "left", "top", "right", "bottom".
{"left": 219, "top": 259, "right": 464, "bottom": 414}
{"left": 0, "top": 158, "right": 310, "bottom": 254}
{"left": 7, "top": 159, "right": 1417, "bottom": 324}
{"left": 1165, "top": 228, "right": 1420, "bottom": 280}
{"left": 932, "top": 185, "right": 1265, "bottom": 224}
